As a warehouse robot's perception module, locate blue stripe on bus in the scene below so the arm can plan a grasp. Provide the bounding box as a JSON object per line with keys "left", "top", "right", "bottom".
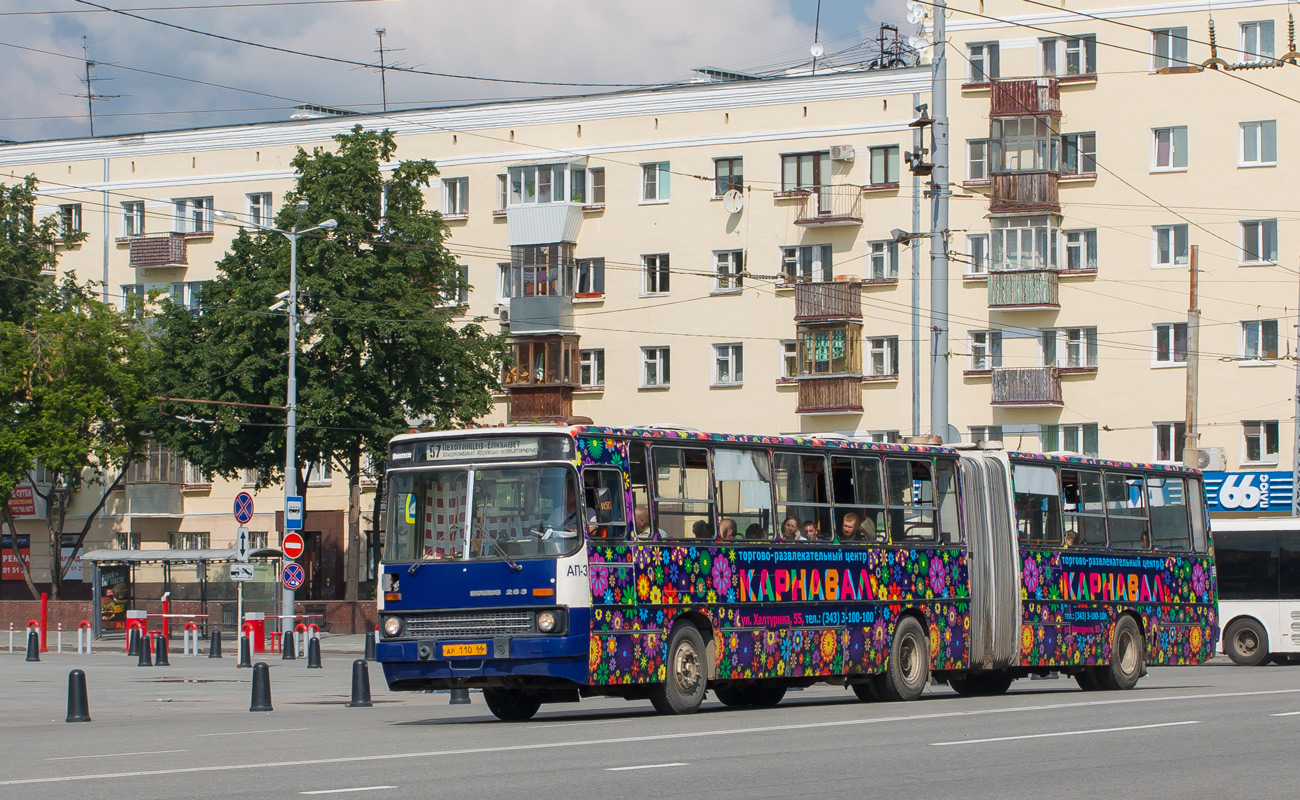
{"left": 382, "top": 560, "right": 558, "bottom": 609}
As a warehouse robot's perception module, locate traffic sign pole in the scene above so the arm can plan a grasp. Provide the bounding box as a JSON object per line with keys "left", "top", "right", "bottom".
{"left": 232, "top": 492, "right": 255, "bottom": 629}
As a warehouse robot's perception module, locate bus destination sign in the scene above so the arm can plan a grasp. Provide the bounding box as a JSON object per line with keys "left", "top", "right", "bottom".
{"left": 426, "top": 438, "right": 540, "bottom": 462}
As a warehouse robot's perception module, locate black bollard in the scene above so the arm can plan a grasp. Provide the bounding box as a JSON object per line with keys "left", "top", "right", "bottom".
{"left": 127, "top": 628, "right": 140, "bottom": 657}
{"left": 66, "top": 669, "right": 91, "bottom": 723}
{"left": 208, "top": 630, "right": 222, "bottom": 659}
{"left": 154, "top": 636, "right": 170, "bottom": 667}
{"left": 449, "top": 688, "right": 471, "bottom": 705}
{"left": 364, "top": 631, "right": 376, "bottom": 661}
{"left": 306, "top": 637, "right": 322, "bottom": 669}
{"left": 25, "top": 629, "right": 40, "bottom": 662}
{"left": 281, "top": 631, "right": 295, "bottom": 660}
{"left": 348, "top": 659, "right": 372, "bottom": 708}
{"left": 238, "top": 635, "right": 252, "bottom": 669}
{"left": 249, "top": 662, "right": 273, "bottom": 712}
{"left": 137, "top": 634, "right": 152, "bottom": 667}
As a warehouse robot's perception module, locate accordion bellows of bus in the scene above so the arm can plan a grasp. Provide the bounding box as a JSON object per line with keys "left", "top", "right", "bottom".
{"left": 376, "top": 425, "right": 1218, "bottom": 721}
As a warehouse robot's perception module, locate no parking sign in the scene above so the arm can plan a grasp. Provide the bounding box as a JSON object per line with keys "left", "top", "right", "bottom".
{"left": 282, "top": 562, "right": 305, "bottom": 590}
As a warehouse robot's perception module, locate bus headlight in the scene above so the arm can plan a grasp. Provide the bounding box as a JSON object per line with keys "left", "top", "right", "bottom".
{"left": 537, "top": 611, "right": 558, "bottom": 633}
{"left": 383, "top": 616, "right": 404, "bottom": 638}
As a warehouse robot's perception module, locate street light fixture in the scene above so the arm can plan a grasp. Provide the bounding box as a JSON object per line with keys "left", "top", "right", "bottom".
{"left": 214, "top": 206, "right": 337, "bottom": 624}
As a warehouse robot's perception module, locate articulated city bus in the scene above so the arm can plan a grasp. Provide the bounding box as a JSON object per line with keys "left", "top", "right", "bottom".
{"left": 375, "top": 425, "right": 1218, "bottom": 720}
{"left": 1213, "top": 517, "right": 1300, "bottom": 666}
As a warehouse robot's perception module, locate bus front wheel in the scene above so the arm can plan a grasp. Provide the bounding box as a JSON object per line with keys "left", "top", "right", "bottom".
{"left": 483, "top": 688, "right": 542, "bottom": 722}
{"left": 1099, "top": 616, "right": 1144, "bottom": 690}
{"left": 650, "top": 624, "right": 707, "bottom": 715}
{"left": 877, "top": 616, "right": 930, "bottom": 702}
{"left": 1224, "top": 618, "right": 1270, "bottom": 666}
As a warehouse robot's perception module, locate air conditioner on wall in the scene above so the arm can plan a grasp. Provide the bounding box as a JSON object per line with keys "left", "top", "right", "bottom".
{"left": 829, "top": 145, "right": 855, "bottom": 162}
{"left": 497, "top": 308, "right": 510, "bottom": 324}
{"left": 1196, "top": 447, "right": 1226, "bottom": 471}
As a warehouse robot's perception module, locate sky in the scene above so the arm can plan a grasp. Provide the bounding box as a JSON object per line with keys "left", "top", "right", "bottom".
{"left": 0, "top": 0, "right": 912, "bottom": 143}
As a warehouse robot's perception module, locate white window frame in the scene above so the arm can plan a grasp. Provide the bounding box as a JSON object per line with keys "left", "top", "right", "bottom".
{"left": 866, "top": 336, "right": 899, "bottom": 377}
{"left": 1057, "top": 424, "right": 1093, "bottom": 456}
{"left": 713, "top": 250, "right": 744, "bottom": 293}
{"left": 969, "top": 425, "right": 1004, "bottom": 444}
{"left": 780, "top": 244, "right": 833, "bottom": 284}
{"left": 1151, "top": 27, "right": 1188, "bottom": 71}
{"left": 587, "top": 167, "right": 605, "bottom": 205}
{"left": 1152, "top": 224, "right": 1189, "bottom": 268}
{"left": 965, "top": 234, "right": 989, "bottom": 276}
{"left": 969, "top": 330, "right": 1002, "bottom": 371}
{"left": 712, "top": 343, "right": 743, "bottom": 386}
{"left": 1241, "top": 319, "right": 1280, "bottom": 360}
{"left": 1153, "top": 422, "right": 1186, "bottom": 463}
{"left": 640, "top": 162, "right": 670, "bottom": 203}
{"left": 1041, "top": 35, "right": 1097, "bottom": 76}
{"left": 246, "top": 192, "right": 273, "bottom": 228}
{"left": 642, "top": 253, "right": 670, "bottom": 296}
{"left": 640, "top": 346, "right": 670, "bottom": 388}
{"left": 966, "top": 139, "right": 989, "bottom": 182}
{"left": 1064, "top": 229, "right": 1098, "bottom": 272}
{"left": 443, "top": 177, "right": 469, "bottom": 216}
{"left": 1060, "top": 132, "right": 1097, "bottom": 175}
{"left": 1240, "top": 21, "right": 1275, "bottom": 64}
{"left": 579, "top": 348, "right": 605, "bottom": 389}
{"left": 1239, "top": 120, "right": 1278, "bottom": 167}
{"left": 1041, "top": 327, "right": 1098, "bottom": 368}
{"left": 121, "top": 201, "right": 145, "bottom": 237}
{"left": 779, "top": 340, "right": 798, "bottom": 381}
{"left": 57, "top": 203, "right": 82, "bottom": 238}
{"left": 1240, "top": 219, "right": 1278, "bottom": 265}
{"left": 496, "top": 174, "right": 508, "bottom": 212}
{"left": 862, "top": 431, "right": 900, "bottom": 444}
{"left": 576, "top": 258, "right": 604, "bottom": 297}
{"left": 968, "top": 41, "right": 999, "bottom": 82}
{"left": 867, "top": 241, "right": 898, "bottom": 280}
{"left": 1152, "top": 322, "right": 1188, "bottom": 367}
{"left": 1243, "top": 420, "right": 1280, "bottom": 465}
{"left": 714, "top": 157, "right": 743, "bottom": 198}
{"left": 1152, "top": 126, "right": 1188, "bottom": 171}
{"left": 170, "top": 281, "right": 205, "bottom": 313}
{"left": 307, "top": 457, "right": 333, "bottom": 486}
{"left": 496, "top": 263, "right": 511, "bottom": 304}
{"left": 990, "top": 215, "right": 1059, "bottom": 271}
{"left": 173, "top": 197, "right": 214, "bottom": 234}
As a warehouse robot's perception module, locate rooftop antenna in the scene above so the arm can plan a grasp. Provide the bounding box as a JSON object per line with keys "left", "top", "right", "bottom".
{"left": 71, "top": 36, "right": 119, "bottom": 137}
{"left": 373, "top": 28, "right": 405, "bottom": 113}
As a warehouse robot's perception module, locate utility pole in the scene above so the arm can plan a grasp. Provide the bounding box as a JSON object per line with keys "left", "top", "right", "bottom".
{"left": 1184, "top": 245, "right": 1200, "bottom": 468}
{"left": 911, "top": 90, "right": 923, "bottom": 436}
{"left": 1292, "top": 246, "right": 1300, "bottom": 515}
{"left": 929, "top": 0, "right": 951, "bottom": 442}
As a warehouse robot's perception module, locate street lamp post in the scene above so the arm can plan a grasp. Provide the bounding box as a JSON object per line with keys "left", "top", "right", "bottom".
{"left": 216, "top": 203, "right": 336, "bottom": 627}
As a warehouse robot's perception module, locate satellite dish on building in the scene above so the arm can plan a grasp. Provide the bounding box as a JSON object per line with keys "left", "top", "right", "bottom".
{"left": 810, "top": 42, "right": 825, "bottom": 59}
{"left": 906, "top": 2, "right": 929, "bottom": 24}
{"left": 722, "top": 189, "right": 744, "bottom": 214}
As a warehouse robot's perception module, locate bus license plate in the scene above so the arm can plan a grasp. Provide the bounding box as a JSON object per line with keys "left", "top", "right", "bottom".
{"left": 441, "top": 643, "right": 488, "bottom": 658}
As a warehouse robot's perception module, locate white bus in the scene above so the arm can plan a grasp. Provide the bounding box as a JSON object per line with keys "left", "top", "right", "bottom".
{"left": 1214, "top": 517, "right": 1300, "bottom": 665}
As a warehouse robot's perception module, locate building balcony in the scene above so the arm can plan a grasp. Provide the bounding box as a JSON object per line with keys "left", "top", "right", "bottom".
{"left": 988, "top": 269, "right": 1059, "bottom": 310}
{"left": 506, "top": 385, "right": 575, "bottom": 423}
{"left": 506, "top": 202, "right": 584, "bottom": 246}
{"left": 793, "top": 185, "right": 863, "bottom": 227}
{"left": 794, "top": 281, "right": 862, "bottom": 321}
{"left": 991, "top": 78, "right": 1061, "bottom": 117}
{"left": 796, "top": 375, "right": 863, "bottom": 414}
{"left": 124, "top": 483, "right": 183, "bottom": 516}
{"left": 989, "top": 171, "right": 1060, "bottom": 213}
{"left": 991, "top": 366, "right": 1062, "bottom": 407}
{"left": 128, "top": 232, "right": 188, "bottom": 269}
{"left": 508, "top": 294, "right": 574, "bottom": 334}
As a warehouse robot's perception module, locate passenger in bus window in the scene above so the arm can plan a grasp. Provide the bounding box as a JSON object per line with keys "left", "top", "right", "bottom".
{"left": 802, "top": 520, "right": 825, "bottom": 542}
{"left": 718, "top": 517, "right": 738, "bottom": 540}
{"left": 780, "top": 515, "right": 801, "bottom": 542}
{"left": 692, "top": 519, "right": 713, "bottom": 539}
{"left": 633, "top": 506, "right": 665, "bottom": 540}
{"left": 1063, "top": 529, "right": 1079, "bottom": 548}
{"left": 745, "top": 523, "right": 765, "bottom": 541}
{"left": 839, "top": 511, "right": 863, "bottom": 543}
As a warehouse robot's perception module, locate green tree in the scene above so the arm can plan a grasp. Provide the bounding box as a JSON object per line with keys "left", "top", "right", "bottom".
{"left": 149, "top": 126, "right": 505, "bottom": 599}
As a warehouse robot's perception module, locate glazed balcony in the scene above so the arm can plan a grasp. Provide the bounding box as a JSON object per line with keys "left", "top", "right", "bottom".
{"left": 991, "top": 366, "right": 1063, "bottom": 407}
{"left": 991, "top": 78, "right": 1061, "bottom": 117}
{"left": 793, "top": 185, "right": 863, "bottom": 227}
{"left": 794, "top": 281, "right": 862, "bottom": 321}
{"left": 796, "top": 375, "right": 863, "bottom": 414}
{"left": 989, "top": 171, "right": 1060, "bottom": 214}
{"left": 128, "top": 232, "right": 188, "bottom": 269}
{"left": 988, "top": 269, "right": 1059, "bottom": 310}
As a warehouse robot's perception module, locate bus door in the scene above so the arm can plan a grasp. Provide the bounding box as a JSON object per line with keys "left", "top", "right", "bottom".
{"left": 959, "top": 454, "right": 1021, "bottom": 670}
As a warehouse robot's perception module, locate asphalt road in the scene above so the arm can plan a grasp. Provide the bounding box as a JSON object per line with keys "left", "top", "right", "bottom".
{"left": 1, "top": 648, "right": 1298, "bottom": 799}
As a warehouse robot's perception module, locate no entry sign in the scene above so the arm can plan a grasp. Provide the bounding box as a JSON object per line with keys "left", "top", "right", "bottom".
{"left": 282, "top": 532, "right": 305, "bottom": 560}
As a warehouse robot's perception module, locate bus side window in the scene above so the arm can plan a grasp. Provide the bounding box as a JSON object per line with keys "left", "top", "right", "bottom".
{"left": 1104, "top": 473, "right": 1149, "bottom": 550}
{"left": 1146, "top": 476, "right": 1190, "bottom": 551}
{"left": 628, "top": 441, "right": 654, "bottom": 540}
{"left": 1012, "top": 463, "right": 1061, "bottom": 547}
{"left": 583, "top": 468, "right": 628, "bottom": 540}
{"left": 714, "top": 448, "right": 774, "bottom": 541}
{"left": 886, "top": 458, "right": 937, "bottom": 543}
{"left": 652, "top": 446, "right": 714, "bottom": 540}
{"left": 1061, "top": 469, "right": 1107, "bottom": 547}
{"left": 1189, "top": 479, "right": 1208, "bottom": 553}
{"left": 774, "top": 452, "right": 832, "bottom": 543}
{"left": 830, "top": 455, "right": 887, "bottom": 544}
{"left": 935, "top": 459, "right": 962, "bottom": 545}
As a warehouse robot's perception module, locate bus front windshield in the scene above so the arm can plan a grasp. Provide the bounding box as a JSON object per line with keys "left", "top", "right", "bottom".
{"left": 385, "top": 465, "right": 581, "bottom": 562}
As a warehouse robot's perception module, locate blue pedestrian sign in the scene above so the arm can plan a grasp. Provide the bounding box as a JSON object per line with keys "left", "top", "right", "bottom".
{"left": 233, "top": 492, "right": 255, "bottom": 525}
{"left": 282, "top": 561, "right": 305, "bottom": 590}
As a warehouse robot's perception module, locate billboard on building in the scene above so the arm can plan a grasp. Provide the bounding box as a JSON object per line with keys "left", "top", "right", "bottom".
{"left": 1204, "top": 471, "right": 1294, "bottom": 514}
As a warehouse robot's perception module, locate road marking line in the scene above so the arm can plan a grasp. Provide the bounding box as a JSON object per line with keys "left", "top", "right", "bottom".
{"left": 199, "top": 728, "right": 310, "bottom": 737}
{"left": 931, "top": 720, "right": 1199, "bottom": 746}
{"left": 4, "top": 688, "right": 1296, "bottom": 787}
{"left": 536, "top": 719, "right": 627, "bottom": 729}
{"left": 1271, "top": 711, "right": 1300, "bottom": 716}
{"left": 605, "top": 763, "right": 687, "bottom": 771}
{"left": 300, "top": 787, "right": 396, "bottom": 795}
{"left": 47, "top": 750, "right": 189, "bottom": 761}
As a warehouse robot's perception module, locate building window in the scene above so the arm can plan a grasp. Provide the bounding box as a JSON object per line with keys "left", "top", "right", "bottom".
{"left": 182, "top": 460, "right": 210, "bottom": 486}
{"left": 576, "top": 258, "right": 605, "bottom": 296}
{"left": 781, "top": 244, "right": 833, "bottom": 283}
{"left": 714, "top": 157, "right": 743, "bottom": 196}
{"left": 1240, "top": 120, "right": 1277, "bottom": 166}
{"left": 241, "top": 469, "right": 260, "bottom": 487}
{"left": 1243, "top": 420, "right": 1280, "bottom": 464}
{"left": 168, "top": 532, "right": 210, "bottom": 551}
{"left": 247, "top": 193, "right": 272, "bottom": 227}
{"left": 579, "top": 348, "right": 605, "bottom": 388}
{"left": 862, "top": 431, "right": 900, "bottom": 444}
{"left": 589, "top": 167, "right": 605, "bottom": 205}
{"left": 121, "top": 201, "right": 145, "bottom": 237}
{"left": 57, "top": 204, "right": 82, "bottom": 238}
{"left": 641, "top": 162, "right": 670, "bottom": 202}
{"left": 1154, "top": 422, "right": 1186, "bottom": 462}
{"left": 444, "top": 177, "right": 469, "bottom": 215}
{"left": 307, "top": 457, "right": 332, "bottom": 486}
{"left": 116, "top": 532, "right": 141, "bottom": 550}
{"left": 869, "top": 145, "right": 900, "bottom": 185}
{"left": 1153, "top": 224, "right": 1189, "bottom": 268}
{"left": 642, "top": 253, "right": 670, "bottom": 295}
{"left": 1151, "top": 27, "right": 1189, "bottom": 71}
{"left": 780, "top": 151, "right": 830, "bottom": 192}
{"left": 1240, "top": 21, "right": 1275, "bottom": 63}
{"left": 1152, "top": 126, "right": 1188, "bottom": 170}
{"left": 1042, "top": 34, "right": 1097, "bottom": 76}
{"left": 867, "top": 241, "right": 899, "bottom": 280}
{"left": 171, "top": 281, "right": 205, "bottom": 314}
{"left": 496, "top": 174, "right": 508, "bottom": 211}
{"left": 866, "top": 336, "right": 899, "bottom": 377}
{"left": 119, "top": 283, "right": 145, "bottom": 316}
{"left": 713, "top": 250, "right": 744, "bottom": 293}
{"left": 992, "top": 118, "right": 1058, "bottom": 172}
{"left": 435, "top": 265, "right": 470, "bottom": 308}
{"left": 968, "top": 41, "right": 1000, "bottom": 81}
{"left": 174, "top": 197, "right": 213, "bottom": 233}
{"left": 508, "top": 163, "right": 582, "bottom": 206}
{"left": 641, "top": 347, "right": 670, "bottom": 388}
{"left": 1060, "top": 132, "right": 1097, "bottom": 175}
{"left": 713, "top": 343, "right": 743, "bottom": 385}
{"left": 1153, "top": 322, "right": 1188, "bottom": 365}
{"left": 966, "top": 139, "right": 990, "bottom": 181}
{"left": 798, "top": 325, "right": 861, "bottom": 376}
{"left": 1242, "top": 319, "right": 1279, "bottom": 360}
{"left": 569, "top": 167, "right": 586, "bottom": 203}
{"left": 1064, "top": 229, "right": 1098, "bottom": 272}
{"left": 510, "top": 243, "right": 576, "bottom": 298}
{"left": 965, "top": 234, "right": 989, "bottom": 275}
{"left": 1241, "top": 219, "right": 1278, "bottom": 264}
{"left": 780, "top": 340, "right": 798, "bottom": 380}
{"left": 970, "top": 330, "right": 1003, "bottom": 371}
{"left": 496, "top": 262, "right": 511, "bottom": 304}
{"left": 1042, "top": 327, "right": 1098, "bottom": 368}
{"left": 970, "top": 425, "right": 1004, "bottom": 444}
{"left": 1043, "top": 423, "right": 1099, "bottom": 457}
{"left": 991, "top": 215, "right": 1058, "bottom": 271}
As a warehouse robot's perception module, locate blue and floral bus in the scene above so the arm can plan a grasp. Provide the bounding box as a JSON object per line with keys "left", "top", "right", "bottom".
{"left": 375, "top": 425, "right": 1217, "bottom": 720}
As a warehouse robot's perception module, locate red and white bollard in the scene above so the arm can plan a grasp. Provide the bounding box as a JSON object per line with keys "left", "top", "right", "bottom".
{"left": 77, "top": 621, "right": 92, "bottom": 655}
{"left": 8, "top": 622, "right": 13, "bottom": 653}
{"left": 57, "top": 622, "right": 63, "bottom": 654}
{"left": 183, "top": 621, "right": 200, "bottom": 656}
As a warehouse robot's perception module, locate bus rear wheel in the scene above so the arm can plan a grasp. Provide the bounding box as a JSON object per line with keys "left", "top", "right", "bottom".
{"left": 1074, "top": 669, "right": 1103, "bottom": 691}
{"left": 650, "top": 624, "right": 707, "bottom": 715}
{"left": 877, "top": 616, "right": 930, "bottom": 702}
{"left": 744, "top": 683, "right": 787, "bottom": 707}
{"left": 950, "top": 672, "right": 1014, "bottom": 696}
{"left": 713, "top": 685, "right": 749, "bottom": 707}
{"left": 1224, "top": 618, "right": 1270, "bottom": 666}
{"left": 1099, "top": 616, "right": 1144, "bottom": 691}
{"left": 483, "top": 689, "right": 542, "bottom": 722}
